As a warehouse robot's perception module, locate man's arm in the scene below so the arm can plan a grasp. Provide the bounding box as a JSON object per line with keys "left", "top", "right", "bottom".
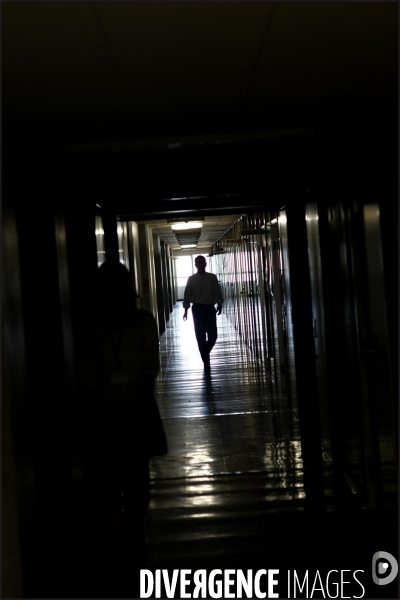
{"left": 213, "top": 274, "right": 224, "bottom": 313}
{"left": 183, "top": 277, "right": 192, "bottom": 321}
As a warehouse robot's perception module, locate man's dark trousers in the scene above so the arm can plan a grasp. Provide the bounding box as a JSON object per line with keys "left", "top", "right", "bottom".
{"left": 192, "top": 304, "right": 218, "bottom": 362}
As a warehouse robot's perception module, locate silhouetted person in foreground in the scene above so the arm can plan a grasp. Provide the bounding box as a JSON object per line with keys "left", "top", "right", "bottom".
{"left": 183, "top": 255, "right": 224, "bottom": 370}
{"left": 79, "top": 261, "right": 167, "bottom": 597}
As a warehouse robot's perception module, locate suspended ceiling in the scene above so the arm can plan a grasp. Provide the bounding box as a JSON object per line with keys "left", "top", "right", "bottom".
{"left": 139, "top": 214, "right": 242, "bottom": 251}
{"left": 3, "top": 2, "right": 397, "bottom": 247}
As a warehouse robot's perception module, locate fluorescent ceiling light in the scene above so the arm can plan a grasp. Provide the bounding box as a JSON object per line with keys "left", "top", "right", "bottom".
{"left": 171, "top": 222, "right": 203, "bottom": 231}
{"left": 168, "top": 218, "right": 204, "bottom": 224}
{"left": 181, "top": 244, "right": 197, "bottom": 248}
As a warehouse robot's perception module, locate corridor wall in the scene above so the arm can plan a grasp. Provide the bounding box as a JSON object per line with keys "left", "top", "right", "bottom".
{"left": 313, "top": 167, "right": 397, "bottom": 519}
{"left": 211, "top": 182, "right": 397, "bottom": 521}
{"left": 213, "top": 213, "right": 286, "bottom": 390}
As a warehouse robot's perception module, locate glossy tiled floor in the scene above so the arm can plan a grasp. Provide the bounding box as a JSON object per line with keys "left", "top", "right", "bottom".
{"left": 147, "top": 305, "right": 308, "bottom": 570}
{"left": 28, "top": 305, "right": 397, "bottom": 599}
{"left": 144, "top": 305, "right": 382, "bottom": 585}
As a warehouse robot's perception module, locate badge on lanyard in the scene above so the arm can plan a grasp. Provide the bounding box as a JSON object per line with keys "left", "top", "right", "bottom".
{"left": 110, "top": 370, "right": 130, "bottom": 385}
{"left": 108, "top": 334, "right": 130, "bottom": 385}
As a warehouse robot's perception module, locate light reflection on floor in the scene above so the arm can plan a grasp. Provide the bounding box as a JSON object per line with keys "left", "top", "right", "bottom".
{"left": 146, "top": 304, "right": 308, "bottom": 568}
{"left": 145, "top": 304, "right": 385, "bottom": 586}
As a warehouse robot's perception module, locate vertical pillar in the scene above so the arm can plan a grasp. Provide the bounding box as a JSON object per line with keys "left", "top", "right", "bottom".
{"left": 166, "top": 246, "right": 175, "bottom": 309}
{"left": 286, "top": 200, "right": 325, "bottom": 512}
{"left": 2, "top": 202, "right": 33, "bottom": 598}
{"left": 138, "top": 224, "right": 159, "bottom": 329}
{"left": 102, "top": 206, "right": 119, "bottom": 263}
{"left": 153, "top": 233, "right": 166, "bottom": 334}
{"left": 130, "top": 221, "right": 142, "bottom": 299}
{"left": 4, "top": 142, "right": 79, "bottom": 596}
{"left": 160, "top": 241, "right": 171, "bottom": 322}
{"left": 65, "top": 202, "right": 97, "bottom": 327}
{"left": 16, "top": 200, "right": 75, "bottom": 595}
{"left": 126, "top": 222, "right": 137, "bottom": 292}
{"left": 170, "top": 255, "right": 177, "bottom": 306}
{"left": 270, "top": 224, "right": 288, "bottom": 392}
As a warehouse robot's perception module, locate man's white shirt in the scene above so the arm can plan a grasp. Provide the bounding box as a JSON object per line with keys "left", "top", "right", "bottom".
{"left": 183, "top": 272, "right": 223, "bottom": 308}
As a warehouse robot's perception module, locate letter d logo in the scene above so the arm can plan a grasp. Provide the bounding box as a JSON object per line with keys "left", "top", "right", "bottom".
{"left": 372, "top": 551, "right": 398, "bottom": 586}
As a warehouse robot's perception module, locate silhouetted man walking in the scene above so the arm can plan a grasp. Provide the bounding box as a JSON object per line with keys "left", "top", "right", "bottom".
{"left": 183, "top": 255, "right": 223, "bottom": 370}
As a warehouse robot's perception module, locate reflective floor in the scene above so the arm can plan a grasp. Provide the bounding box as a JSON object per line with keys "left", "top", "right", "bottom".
{"left": 147, "top": 305, "right": 307, "bottom": 570}
{"left": 145, "top": 305, "right": 384, "bottom": 590}
{"left": 52, "top": 304, "right": 396, "bottom": 598}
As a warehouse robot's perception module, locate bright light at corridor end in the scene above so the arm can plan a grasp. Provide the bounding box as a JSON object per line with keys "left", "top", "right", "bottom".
{"left": 171, "top": 222, "right": 203, "bottom": 231}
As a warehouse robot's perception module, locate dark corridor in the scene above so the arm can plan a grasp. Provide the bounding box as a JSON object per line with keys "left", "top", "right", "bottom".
{"left": 2, "top": 3, "right": 398, "bottom": 599}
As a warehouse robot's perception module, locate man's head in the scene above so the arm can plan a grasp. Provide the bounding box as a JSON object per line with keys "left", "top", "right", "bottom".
{"left": 194, "top": 255, "right": 207, "bottom": 274}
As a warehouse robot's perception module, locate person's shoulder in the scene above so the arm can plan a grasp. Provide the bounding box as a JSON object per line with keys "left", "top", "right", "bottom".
{"left": 124, "top": 308, "right": 157, "bottom": 332}
{"left": 136, "top": 308, "right": 157, "bottom": 324}
{"left": 134, "top": 310, "right": 159, "bottom": 338}
{"left": 207, "top": 272, "right": 218, "bottom": 279}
